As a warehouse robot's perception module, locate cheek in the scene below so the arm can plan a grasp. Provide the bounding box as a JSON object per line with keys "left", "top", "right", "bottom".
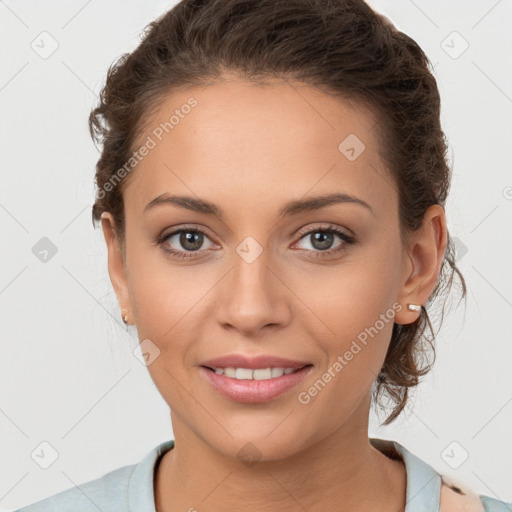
{"left": 287, "top": 235, "right": 402, "bottom": 391}
{"left": 290, "top": 238, "right": 402, "bottom": 340}
{"left": 129, "top": 263, "right": 211, "bottom": 342}
{"left": 125, "top": 227, "right": 194, "bottom": 324}
{"left": 292, "top": 272, "right": 398, "bottom": 429}
{"left": 296, "top": 270, "right": 396, "bottom": 389}
{"left": 126, "top": 256, "right": 213, "bottom": 408}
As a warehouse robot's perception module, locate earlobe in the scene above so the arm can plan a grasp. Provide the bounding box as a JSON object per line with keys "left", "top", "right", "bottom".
{"left": 394, "top": 205, "right": 447, "bottom": 325}
{"left": 101, "top": 212, "right": 132, "bottom": 325}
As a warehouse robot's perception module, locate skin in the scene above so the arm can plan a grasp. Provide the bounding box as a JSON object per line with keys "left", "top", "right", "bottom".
{"left": 101, "top": 76, "right": 447, "bottom": 512}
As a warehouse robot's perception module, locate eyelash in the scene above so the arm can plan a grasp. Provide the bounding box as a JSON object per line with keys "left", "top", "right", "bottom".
{"left": 155, "top": 223, "right": 356, "bottom": 260}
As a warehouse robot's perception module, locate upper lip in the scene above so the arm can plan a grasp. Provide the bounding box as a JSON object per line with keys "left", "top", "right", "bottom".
{"left": 200, "top": 354, "right": 311, "bottom": 370}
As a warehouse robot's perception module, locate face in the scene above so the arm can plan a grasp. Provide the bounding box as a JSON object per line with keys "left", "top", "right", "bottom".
{"left": 102, "top": 76, "right": 445, "bottom": 461}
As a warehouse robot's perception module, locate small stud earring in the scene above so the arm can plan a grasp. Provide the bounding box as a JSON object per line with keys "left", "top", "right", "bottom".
{"left": 122, "top": 311, "right": 129, "bottom": 324}
{"left": 407, "top": 304, "right": 421, "bottom": 311}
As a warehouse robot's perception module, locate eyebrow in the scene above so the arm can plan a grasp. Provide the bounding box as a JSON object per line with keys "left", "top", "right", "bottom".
{"left": 144, "top": 192, "right": 373, "bottom": 219}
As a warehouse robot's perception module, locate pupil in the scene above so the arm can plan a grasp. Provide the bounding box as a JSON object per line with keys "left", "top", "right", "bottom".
{"left": 181, "top": 231, "right": 203, "bottom": 251}
{"left": 312, "top": 232, "right": 333, "bottom": 250}
{"left": 177, "top": 231, "right": 334, "bottom": 252}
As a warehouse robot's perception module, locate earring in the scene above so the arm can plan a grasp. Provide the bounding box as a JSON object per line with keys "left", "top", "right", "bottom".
{"left": 407, "top": 304, "right": 421, "bottom": 311}
{"left": 122, "top": 310, "right": 129, "bottom": 324}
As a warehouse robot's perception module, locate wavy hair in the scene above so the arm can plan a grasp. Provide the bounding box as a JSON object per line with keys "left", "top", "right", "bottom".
{"left": 89, "top": 0, "right": 467, "bottom": 425}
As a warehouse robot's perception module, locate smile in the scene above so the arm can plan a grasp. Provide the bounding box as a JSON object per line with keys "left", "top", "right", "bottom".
{"left": 207, "top": 366, "right": 299, "bottom": 380}
{"left": 200, "top": 364, "right": 313, "bottom": 403}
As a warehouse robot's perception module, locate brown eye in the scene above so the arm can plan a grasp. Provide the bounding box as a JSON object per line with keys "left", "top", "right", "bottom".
{"left": 158, "top": 227, "right": 216, "bottom": 259}
{"left": 308, "top": 231, "right": 337, "bottom": 251}
{"left": 175, "top": 231, "right": 204, "bottom": 251}
{"left": 292, "top": 224, "right": 356, "bottom": 260}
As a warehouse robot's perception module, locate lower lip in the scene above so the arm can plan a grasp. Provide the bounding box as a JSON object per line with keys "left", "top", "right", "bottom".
{"left": 199, "top": 366, "right": 313, "bottom": 403}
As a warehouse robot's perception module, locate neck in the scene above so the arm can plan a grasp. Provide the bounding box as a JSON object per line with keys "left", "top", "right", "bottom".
{"left": 155, "top": 403, "right": 406, "bottom": 512}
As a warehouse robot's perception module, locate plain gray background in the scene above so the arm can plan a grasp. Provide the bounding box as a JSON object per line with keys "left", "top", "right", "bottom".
{"left": 1, "top": 0, "right": 511, "bottom": 509}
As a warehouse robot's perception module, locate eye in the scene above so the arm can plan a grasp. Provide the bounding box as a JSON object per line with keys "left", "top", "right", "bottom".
{"left": 293, "top": 224, "right": 355, "bottom": 258}
{"left": 157, "top": 226, "right": 216, "bottom": 259}
{"left": 156, "top": 223, "right": 356, "bottom": 261}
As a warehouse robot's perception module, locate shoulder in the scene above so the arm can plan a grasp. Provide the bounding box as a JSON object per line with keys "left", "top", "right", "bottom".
{"left": 382, "top": 438, "right": 512, "bottom": 512}
{"left": 12, "top": 463, "right": 135, "bottom": 512}
{"left": 440, "top": 477, "right": 512, "bottom": 512}
{"left": 12, "top": 439, "right": 174, "bottom": 512}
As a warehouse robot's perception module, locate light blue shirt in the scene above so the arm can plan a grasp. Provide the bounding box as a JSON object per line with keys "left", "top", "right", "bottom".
{"left": 13, "top": 438, "right": 512, "bottom": 511}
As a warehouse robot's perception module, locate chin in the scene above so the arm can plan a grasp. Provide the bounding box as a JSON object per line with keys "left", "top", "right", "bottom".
{"left": 202, "top": 424, "right": 309, "bottom": 465}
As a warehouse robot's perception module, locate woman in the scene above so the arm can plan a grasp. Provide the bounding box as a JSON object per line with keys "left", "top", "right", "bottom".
{"left": 14, "top": 0, "right": 511, "bottom": 511}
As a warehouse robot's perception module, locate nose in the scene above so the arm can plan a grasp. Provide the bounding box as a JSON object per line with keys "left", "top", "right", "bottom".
{"left": 215, "top": 248, "right": 291, "bottom": 336}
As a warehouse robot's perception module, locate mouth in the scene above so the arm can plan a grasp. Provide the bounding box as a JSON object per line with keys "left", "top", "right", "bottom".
{"left": 201, "top": 365, "right": 312, "bottom": 380}
{"left": 199, "top": 364, "right": 314, "bottom": 403}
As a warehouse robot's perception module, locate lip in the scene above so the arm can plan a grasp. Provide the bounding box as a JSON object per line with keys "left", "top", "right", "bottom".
{"left": 200, "top": 354, "right": 310, "bottom": 370}
{"left": 199, "top": 363, "right": 313, "bottom": 404}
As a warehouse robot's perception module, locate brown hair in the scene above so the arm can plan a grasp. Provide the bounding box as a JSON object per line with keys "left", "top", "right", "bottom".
{"left": 89, "top": 0, "right": 466, "bottom": 425}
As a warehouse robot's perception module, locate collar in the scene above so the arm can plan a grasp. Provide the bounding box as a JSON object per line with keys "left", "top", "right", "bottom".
{"left": 370, "top": 437, "right": 442, "bottom": 512}
{"left": 127, "top": 438, "right": 442, "bottom": 512}
{"left": 128, "top": 439, "right": 175, "bottom": 511}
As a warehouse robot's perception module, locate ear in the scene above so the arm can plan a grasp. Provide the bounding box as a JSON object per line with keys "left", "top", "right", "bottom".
{"left": 101, "top": 212, "right": 133, "bottom": 325}
{"left": 394, "top": 204, "right": 448, "bottom": 325}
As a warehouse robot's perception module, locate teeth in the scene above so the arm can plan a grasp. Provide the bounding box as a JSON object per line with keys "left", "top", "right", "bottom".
{"left": 235, "top": 368, "right": 253, "bottom": 380}
{"left": 212, "top": 367, "right": 301, "bottom": 380}
{"left": 254, "top": 368, "right": 272, "bottom": 380}
{"left": 224, "top": 367, "right": 236, "bottom": 378}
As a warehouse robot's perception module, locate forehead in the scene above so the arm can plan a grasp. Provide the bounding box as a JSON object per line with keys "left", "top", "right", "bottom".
{"left": 124, "top": 78, "right": 396, "bottom": 218}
